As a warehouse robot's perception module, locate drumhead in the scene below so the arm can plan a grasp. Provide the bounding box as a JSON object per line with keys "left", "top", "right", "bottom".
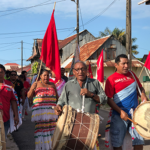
{"left": 133, "top": 101, "right": 150, "bottom": 139}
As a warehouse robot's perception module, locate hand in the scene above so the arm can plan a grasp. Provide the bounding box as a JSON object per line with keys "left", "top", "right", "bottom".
{"left": 80, "top": 88, "right": 91, "bottom": 97}
{"left": 120, "top": 110, "right": 128, "bottom": 121}
{"left": 14, "top": 115, "right": 19, "bottom": 127}
{"left": 31, "top": 82, "right": 37, "bottom": 91}
{"left": 54, "top": 105, "right": 62, "bottom": 116}
{"left": 141, "top": 93, "right": 148, "bottom": 103}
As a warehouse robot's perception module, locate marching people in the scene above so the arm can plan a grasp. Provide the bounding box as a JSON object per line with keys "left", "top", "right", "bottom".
{"left": 61, "top": 67, "right": 68, "bottom": 82}
{"left": 18, "top": 75, "right": 30, "bottom": 120}
{"left": 105, "top": 54, "right": 148, "bottom": 150}
{"left": 22, "top": 70, "right": 31, "bottom": 85}
{"left": 49, "top": 69, "right": 66, "bottom": 97}
{"left": 55, "top": 61, "right": 108, "bottom": 149}
{"left": 4, "top": 70, "right": 11, "bottom": 80}
{"left": 27, "top": 69, "right": 58, "bottom": 150}
{"left": 9, "top": 71, "right": 25, "bottom": 105}
{"left": 0, "top": 64, "right": 19, "bottom": 137}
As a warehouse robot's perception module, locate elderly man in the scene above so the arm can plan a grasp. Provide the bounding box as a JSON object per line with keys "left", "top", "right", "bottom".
{"left": 105, "top": 54, "right": 147, "bottom": 150}
{"left": 55, "top": 61, "right": 107, "bottom": 114}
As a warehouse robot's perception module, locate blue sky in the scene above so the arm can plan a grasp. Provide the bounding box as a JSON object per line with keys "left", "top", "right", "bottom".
{"left": 0, "top": 0, "right": 150, "bottom": 66}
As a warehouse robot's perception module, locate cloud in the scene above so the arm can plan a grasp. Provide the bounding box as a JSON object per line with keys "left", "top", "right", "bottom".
{"left": 142, "top": 26, "right": 150, "bottom": 29}
{"left": 0, "top": 0, "right": 150, "bottom": 19}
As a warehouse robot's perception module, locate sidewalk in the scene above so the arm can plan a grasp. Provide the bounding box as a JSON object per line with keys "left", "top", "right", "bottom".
{"left": 6, "top": 134, "right": 19, "bottom": 150}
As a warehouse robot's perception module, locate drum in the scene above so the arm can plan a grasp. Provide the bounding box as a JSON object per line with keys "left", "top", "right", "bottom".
{"left": 133, "top": 101, "right": 150, "bottom": 139}
{"left": 52, "top": 105, "right": 100, "bottom": 150}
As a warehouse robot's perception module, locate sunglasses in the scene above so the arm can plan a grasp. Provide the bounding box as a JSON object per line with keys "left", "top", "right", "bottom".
{"left": 11, "top": 74, "right": 17, "bottom": 76}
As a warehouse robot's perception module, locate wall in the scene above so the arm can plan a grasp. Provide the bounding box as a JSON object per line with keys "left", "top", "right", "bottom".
{"left": 61, "top": 31, "right": 95, "bottom": 63}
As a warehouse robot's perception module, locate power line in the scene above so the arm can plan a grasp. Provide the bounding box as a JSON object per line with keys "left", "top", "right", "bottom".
{"left": 0, "top": 0, "right": 66, "bottom": 17}
{"left": 0, "top": 0, "right": 51, "bottom": 12}
{"left": 0, "top": 43, "right": 19, "bottom": 49}
{"left": 82, "top": 0, "right": 117, "bottom": 26}
{"left": 0, "top": 42, "right": 20, "bottom": 45}
{"left": 0, "top": 28, "right": 74, "bottom": 35}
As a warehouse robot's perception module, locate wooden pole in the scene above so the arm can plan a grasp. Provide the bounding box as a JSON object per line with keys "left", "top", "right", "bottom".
{"left": 53, "top": 2, "right": 56, "bottom": 10}
{"left": 144, "top": 67, "right": 150, "bottom": 79}
{"left": 138, "top": 66, "right": 144, "bottom": 79}
{"left": 126, "top": 0, "right": 132, "bottom": 70}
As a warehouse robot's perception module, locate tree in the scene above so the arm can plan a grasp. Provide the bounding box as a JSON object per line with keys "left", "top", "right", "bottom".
{"left": 99, "top": 27, "right": 139, "bottom": 55}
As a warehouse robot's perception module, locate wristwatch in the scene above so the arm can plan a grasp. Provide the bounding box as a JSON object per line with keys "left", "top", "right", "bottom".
{"left": 91, "top": 93, "right": 95, "bottom": 98}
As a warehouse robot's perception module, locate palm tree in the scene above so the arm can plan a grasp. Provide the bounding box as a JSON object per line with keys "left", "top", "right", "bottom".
{"left": 99, "top": 27, "right": 139, "bottom": 55}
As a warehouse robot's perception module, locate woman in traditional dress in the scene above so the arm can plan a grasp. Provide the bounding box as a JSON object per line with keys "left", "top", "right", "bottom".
{"left": 27, "top": 69, "right": 58, "bottom": 150}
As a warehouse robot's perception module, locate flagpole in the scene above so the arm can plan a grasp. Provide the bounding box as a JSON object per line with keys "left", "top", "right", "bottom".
{"left": 53, "top": 2, "right": 56, "bottom": 10}
{"left": 138, "top": 66, "right": 144, "bottom": 79}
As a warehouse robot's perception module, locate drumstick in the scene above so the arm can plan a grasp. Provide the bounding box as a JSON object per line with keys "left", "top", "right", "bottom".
{"left": 127, "top": 117, "right": 148, "bottom": 132}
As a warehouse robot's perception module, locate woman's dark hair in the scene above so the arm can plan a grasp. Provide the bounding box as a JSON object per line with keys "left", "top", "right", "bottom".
{"left": 40, "top": 69, "right": 50, "bottom": 75}
{"left": 115, "top": 54, "right": 128, "bottom": 64}
{"left": 0, "top": 64, "right": 6, "bottom": 72}
{"left": 21, "top": 71, "right": 27, "bottom": 75}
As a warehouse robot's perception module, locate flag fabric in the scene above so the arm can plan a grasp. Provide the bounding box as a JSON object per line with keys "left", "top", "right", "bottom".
{"left": 88, "top": 63, "right": 93, "bottom": 79}
{"left": 97, "top": 50, "right": 104, "bottom": 82}
{"left": 144, "top": 53, "right": 150, "bottom": 70}
{"left": 40, "top": 10, "right": 61, "bottom": 80}
{"left": 69, "top": 43, "right": 80, "bottom": 80}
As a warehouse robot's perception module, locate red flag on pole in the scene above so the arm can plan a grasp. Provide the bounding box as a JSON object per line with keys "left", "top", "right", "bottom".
{"left": 144, "top": 53, "right": 150, "bottom": 70}
{"left": 88, "top": 63, "right": 93, "bottom": 78}
{"left": 97, "top": 50, "right": 104, "bottom": 82}
{"left": 40, "top": 10, "right": 61, "bottom": 80}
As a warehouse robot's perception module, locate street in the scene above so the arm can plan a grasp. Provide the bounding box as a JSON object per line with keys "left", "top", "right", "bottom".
{"left": 12, "top": 110, "right": 150, "bottom": 150}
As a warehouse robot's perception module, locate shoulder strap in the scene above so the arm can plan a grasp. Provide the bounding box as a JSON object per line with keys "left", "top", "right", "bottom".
{"left": 129, "top": 71, "right": 141, "bottom": 96}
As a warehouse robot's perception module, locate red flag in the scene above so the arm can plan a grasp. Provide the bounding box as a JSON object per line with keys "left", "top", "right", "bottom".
{"left": 144, "top": 53, "right": 150, "bottom": 70}
{"left": 40, "top": 10, "right": 61, "bottom": 80}
{"left": 97, "top": 50, "right": 104, "bottom": 82}
{"left": 88, "top": 63, "right": 93, "bottom": 78}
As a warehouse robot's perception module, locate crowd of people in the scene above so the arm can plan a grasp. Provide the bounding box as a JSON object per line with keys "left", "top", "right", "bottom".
{"left": 0, "top": 54, "right": 149, "bottom": 150}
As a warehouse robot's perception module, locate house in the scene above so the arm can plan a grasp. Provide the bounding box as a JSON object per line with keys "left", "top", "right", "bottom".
{"left": 16, "top": 64, "right": 31, "bottom": 75}
{"left": 62, "top": 35, "right": 149, "bottom": 91}
{"left": 4, "top": 63, "right": 21, "bottom": 71}
{"left": 26, "top": 30, "right": 96, "bottom": 70}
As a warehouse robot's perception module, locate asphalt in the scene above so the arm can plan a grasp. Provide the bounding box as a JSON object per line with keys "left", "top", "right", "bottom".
{"left": 12, "top": 110, "right": 150, "bottom": 150}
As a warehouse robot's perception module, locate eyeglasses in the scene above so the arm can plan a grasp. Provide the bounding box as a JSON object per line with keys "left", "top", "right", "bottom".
{"left": 73, "top": 68, "right": 87, "bottom": 72}
{"left": 11, "top": 74, "right": 16, "bottom": 76}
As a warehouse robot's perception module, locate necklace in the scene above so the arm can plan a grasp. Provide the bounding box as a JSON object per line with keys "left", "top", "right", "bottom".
{"left": 40, "top": 80, "right": 49, "bottom": 89}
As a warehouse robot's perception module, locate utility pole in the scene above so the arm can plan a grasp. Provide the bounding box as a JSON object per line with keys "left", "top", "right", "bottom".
{"left": 21, "top": 41, "right": 23, "bottom": 72}
{"left": 126, "top": 0, "right": 132, "bottom": 70}
{"left": 76, "top": 0, "right": 79, "bottom": 45}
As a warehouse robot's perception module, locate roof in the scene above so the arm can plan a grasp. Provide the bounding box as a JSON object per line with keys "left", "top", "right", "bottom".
{"left": 4, "top": 63, "right": 19, "bottom": 66}
{"left": 64, "top": 59, "right": 144, "bottom": 69}
{"left": 63, "top": 36, "right": 111, "bottom": 68}
{"left": 16, "top": 64, "right": 31, "bottom": 74}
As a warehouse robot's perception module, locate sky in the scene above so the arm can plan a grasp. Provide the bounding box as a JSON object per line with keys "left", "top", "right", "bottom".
{"left": 0, "top": 0, "right": 150, "bottom": 66}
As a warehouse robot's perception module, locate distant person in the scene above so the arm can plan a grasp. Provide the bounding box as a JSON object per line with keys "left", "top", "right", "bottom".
{"left": 0, "top": 64, "right": 19, "bottom": 137}
{"left": 22, "top": 71, "right": 31, "bottom": 85}
{"left": 19, "top": 75, "right": 30, "bottom": 119}
{"left": 61, "top": 67, "right": 68, "bottom": 82}
{"left": 4, "top": 70, "right": 10, "bottom": 80}
{"left": 9, "top": 71, "right": 25, "bottom": 105}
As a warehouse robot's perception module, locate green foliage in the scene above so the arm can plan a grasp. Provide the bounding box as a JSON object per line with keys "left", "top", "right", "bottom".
{"left": 137, "top": 58, "right": 142, "bottom": 61}
{"left": 99, "top": 27, "right": 139, "bottom": 55}
{"left": 32, "top": 61, "right": 39, "bottom": 75}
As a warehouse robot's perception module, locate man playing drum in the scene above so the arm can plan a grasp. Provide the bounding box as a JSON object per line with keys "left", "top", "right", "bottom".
{"left": 55, "top": 61, "right": 107, "bottom": 149}
{"left": 105, "top": 54, "right": 148, "bottom": 150}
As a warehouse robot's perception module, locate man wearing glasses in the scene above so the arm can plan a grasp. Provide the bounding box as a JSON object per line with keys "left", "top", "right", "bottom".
{"left": 55, "top": 61, "right": 107, "bottom": 114}
{"left": 9, "top": 71, "right": 25, "bottom": 105}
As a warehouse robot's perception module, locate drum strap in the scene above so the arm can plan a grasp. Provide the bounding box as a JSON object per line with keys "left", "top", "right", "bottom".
{"left": 81, "top": 78, "right": 88, "bottom": 113}
{"left": 129, "top": 71, "right": 142, "bottom": 96}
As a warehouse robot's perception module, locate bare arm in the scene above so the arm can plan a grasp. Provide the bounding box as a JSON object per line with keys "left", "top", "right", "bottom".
{"left": 140, "top": 87, "right": 148, "bottom": 102}
{"left": 21, "top": 88, "right": 25, "bottom": 105}
{"left": 107, "top": 97, "right": 128, "bottom": 121}
{"left": 27, "top": 82, "right": 37, "bottom": 99}
{"left": 11, "top": 100, "right": 19, "bottom": 126}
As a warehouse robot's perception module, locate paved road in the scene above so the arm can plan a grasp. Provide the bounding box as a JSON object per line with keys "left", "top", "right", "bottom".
{"left": 12, "top": 110, "right": 150, "bottom": 150}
